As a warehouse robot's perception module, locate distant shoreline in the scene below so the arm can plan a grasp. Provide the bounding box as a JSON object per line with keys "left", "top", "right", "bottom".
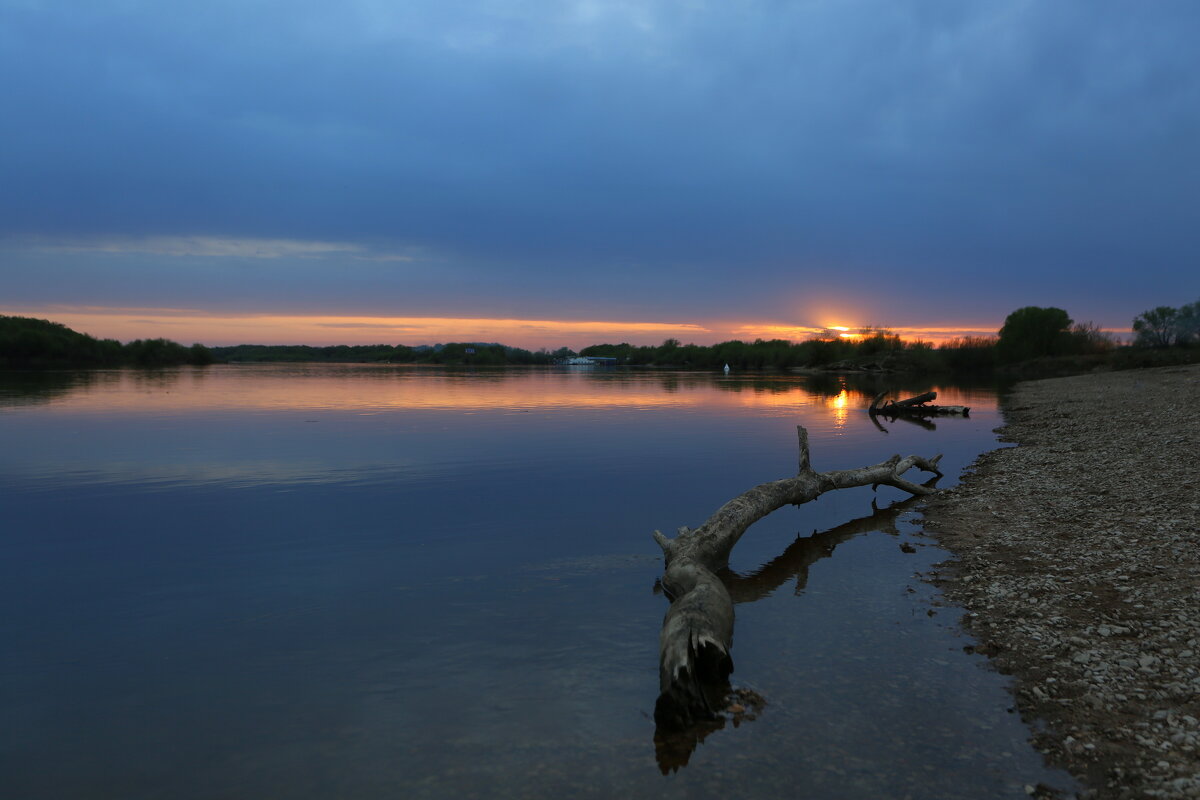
{"left": 6, "top": 312, "right": 1200, "bottom": 375}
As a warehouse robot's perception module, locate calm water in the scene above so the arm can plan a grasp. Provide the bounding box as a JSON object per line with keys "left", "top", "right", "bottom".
{"left": 0, "top": 365, "right": 1073, "bottom": 798}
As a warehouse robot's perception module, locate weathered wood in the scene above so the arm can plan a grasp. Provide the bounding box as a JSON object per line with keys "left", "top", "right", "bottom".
{"left": 894, "top": 390, "right": 937, "bottom": 407}
{"left": 932, "top": 405, "right": 969, "bottom": 415}
{"left": 652, "top": 426, "right": 942, "bottom": 729}
{"left": 890, "top": 404, "right": 970, "bottom": 416}
{"left": 653, "top": 494, "right": 931, "bottom": 772}
{"left": 870, "top": 390, "right": 970, "bottom": 417}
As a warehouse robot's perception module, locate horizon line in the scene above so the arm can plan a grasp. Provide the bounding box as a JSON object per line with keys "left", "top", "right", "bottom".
{"left": 1, "top": 306, "right": 1132, "bottom": 350}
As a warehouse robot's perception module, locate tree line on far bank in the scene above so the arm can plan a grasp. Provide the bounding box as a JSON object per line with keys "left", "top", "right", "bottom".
{"left": 580, "top": 303, "right": 1197, "bottom": 374}
{"left": 208, "top": 342, "right": 559, "bottom": 366}
{"left": 3, "top": 301, "right": 1198, "bottom": 373}
{"left": 0, "top": 316, "right": 215, "bottom": 368}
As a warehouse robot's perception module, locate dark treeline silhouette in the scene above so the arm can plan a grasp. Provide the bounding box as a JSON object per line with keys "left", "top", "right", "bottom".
{"left": 584, "top": 309, "right": 1128, "bottom": 373}
{"left": 1132, "top": 300, "right": 1200, "bottom": 348}
{"left": 214, "top": 332, "right": 950, "bottom": 370}
{"left": 210, "top": 342, "right": 558, "bottom": 365}
{"left": 206, "top": 303, "right": 1197, "bottom": 374}
{"left": 974, "top": 303, "right": 1199, "bottom": 375}
{"left": 6, "top": 303, "right": 1199, "bottom": 373}
{"left": 582, "top": 331, "right": 944, "bottom": 371}
{"left": 0, "top": 315, "right": 214, "bottom": 368}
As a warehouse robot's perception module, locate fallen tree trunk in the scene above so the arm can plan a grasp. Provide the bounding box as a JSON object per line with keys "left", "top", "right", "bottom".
{"left": 653, "top": 493, "right": 933, "bottom": 772}
{"left": 893, "top": 390, "right": 937, "bottom": 407}
{"left": 869, "top": 390, "right": 970, "bottom": 417}
{"left": 652, "top": 426, "right": 942, "bottom": 729}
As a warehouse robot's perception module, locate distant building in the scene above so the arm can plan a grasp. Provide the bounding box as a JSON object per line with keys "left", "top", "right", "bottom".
{"left": 560, "top": 356, "right": 617, "bottom": 366}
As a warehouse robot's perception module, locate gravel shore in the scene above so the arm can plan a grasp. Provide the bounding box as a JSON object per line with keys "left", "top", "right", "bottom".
{"left": 923, "top": 364, "right": 1200, "bottom": 799}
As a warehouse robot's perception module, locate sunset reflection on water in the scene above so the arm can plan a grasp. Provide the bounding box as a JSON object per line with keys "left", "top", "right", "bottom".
{"left": 0, "top": 362, "right": 1068, "bottom": 800}
{"left": 0, "top": 364, "right": 1002, "bottom": 495}
{"left": 829, "top": 387, "right": 851, "bottom": 429}
{"left": 12, "top": 364, "right": 997, "bottom": 419}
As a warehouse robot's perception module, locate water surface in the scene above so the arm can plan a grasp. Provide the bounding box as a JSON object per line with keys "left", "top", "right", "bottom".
{"left": 0, "top": 365, "right": 1072, "bottom": 797}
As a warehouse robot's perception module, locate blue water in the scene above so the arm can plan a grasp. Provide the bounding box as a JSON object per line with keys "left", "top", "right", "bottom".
{"left": 0, "top": 365, "right": 1073, "bottom": 798}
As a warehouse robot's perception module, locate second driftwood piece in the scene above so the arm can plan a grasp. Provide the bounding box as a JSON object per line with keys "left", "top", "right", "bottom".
{"left": 869, "top": 390, "right": 970, "bottom": 417}
{"left": 651, "top": 426, "right": 943, "bottom": 729}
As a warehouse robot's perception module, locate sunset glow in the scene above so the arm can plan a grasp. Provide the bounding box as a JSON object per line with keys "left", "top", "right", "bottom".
{"left": 0, "top": 306, "right": 1136, "bottom": 350}
{"left": 24, "top": 366, "right": 1005, "bottom": 418}
{"left": 2, "top": 3, "right": 1192, "bottom": 357}
{"left": 0, "top": 307, "right": 712, "bottom": 350}
{"left": 3, "top": 3, "right": 1197, "bottom": 795}
{"left": 729, "top": 323, "right": 1006, "bottom": 346}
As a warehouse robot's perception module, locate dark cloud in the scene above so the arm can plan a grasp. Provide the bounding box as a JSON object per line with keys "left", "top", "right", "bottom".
{"left": 2, "top": 0, "right": 1198, "bottom": 329}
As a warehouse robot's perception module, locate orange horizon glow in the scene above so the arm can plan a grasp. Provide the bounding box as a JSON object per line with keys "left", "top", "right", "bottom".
{"left": 0, "top": 307, "right": 713, "bottom": 350}
{"left": 728, "top": 323, "right": 1005, "bottom": 345}
{"left": 1, "top": 305, "right": 1129, "bottom": 349}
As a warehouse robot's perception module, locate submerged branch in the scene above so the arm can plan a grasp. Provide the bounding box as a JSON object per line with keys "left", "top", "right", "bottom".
{"left": 652, "top": 425, "right": 942, "bottom": 730}
{"left": 869, "top": 390, "right": 970, "bottom": 418}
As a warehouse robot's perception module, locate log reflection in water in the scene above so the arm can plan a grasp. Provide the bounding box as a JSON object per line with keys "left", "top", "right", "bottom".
{"left": 871, "top": 412, "right": 938, "bottom": 432}
{"left": 652, "top": 488, "right": 935, "bottom": 774}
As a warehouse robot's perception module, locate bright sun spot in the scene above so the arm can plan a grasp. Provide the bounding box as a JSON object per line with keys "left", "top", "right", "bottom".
{"left": 827, "top": 325, "right": 860, "bottom": 339}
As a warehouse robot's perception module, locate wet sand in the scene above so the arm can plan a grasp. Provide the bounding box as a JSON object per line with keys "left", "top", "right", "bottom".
{"left": 923, "top": 364, "right": 1200, "bottom": 799}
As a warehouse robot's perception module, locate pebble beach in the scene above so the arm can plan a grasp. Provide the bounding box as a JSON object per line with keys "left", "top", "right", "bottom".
{"left": 924, "top": 364, "right": 1200, "bottom": 799}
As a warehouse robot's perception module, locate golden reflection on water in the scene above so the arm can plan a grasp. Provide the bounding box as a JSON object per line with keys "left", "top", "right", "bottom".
{"left": 6, "top": 365, "right": 997, "bottom": 420}
{"left": 828, "top": 386, "right": 850, "bottom": 429}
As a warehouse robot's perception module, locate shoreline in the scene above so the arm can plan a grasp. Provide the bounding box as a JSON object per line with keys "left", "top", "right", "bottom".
{"left": 923, "top": 364, "right": 1200, "bottom": 799}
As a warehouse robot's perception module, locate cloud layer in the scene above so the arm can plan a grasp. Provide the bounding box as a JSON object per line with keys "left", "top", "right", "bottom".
{"left": 3, "top": 0, "right": 1198, "bottom": 341}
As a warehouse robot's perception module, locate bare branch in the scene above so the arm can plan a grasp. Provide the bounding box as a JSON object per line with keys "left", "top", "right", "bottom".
{"left": 796, "top": 426, "right": 812, "bottom": 474}
{"left": 653, "top": 426, "right": 942, "bottom": 729}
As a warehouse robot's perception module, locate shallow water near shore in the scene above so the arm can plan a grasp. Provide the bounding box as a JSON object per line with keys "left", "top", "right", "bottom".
{"left": 0, "top": 364, "right": 1075, "bottom": 797}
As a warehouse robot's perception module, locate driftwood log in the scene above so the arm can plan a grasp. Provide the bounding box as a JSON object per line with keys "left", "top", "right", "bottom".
{"left": 652, "top": 492, "right": 935, "bottom": 772}
{"left": 869, "top": 390, "right": 969, "bottom": 417}
{"left": 651, "top": 426, "right": 942, "bottom": 729}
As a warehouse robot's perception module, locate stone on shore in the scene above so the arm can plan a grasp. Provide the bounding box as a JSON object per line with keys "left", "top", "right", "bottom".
{"left": 924, "top": 364, "right": 1200, "bottom": 800}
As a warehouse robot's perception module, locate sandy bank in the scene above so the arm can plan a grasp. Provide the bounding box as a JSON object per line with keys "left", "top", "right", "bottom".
{"left": 923, "top": 364, "right": 1200, "bottom": 799}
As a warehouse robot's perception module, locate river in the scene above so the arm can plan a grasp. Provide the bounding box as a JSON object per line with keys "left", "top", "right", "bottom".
{"left": 0, "top": 364, "right": 1074, "bottom": 798}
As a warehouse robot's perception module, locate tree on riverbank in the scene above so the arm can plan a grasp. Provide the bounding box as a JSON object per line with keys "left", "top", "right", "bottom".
{"left": 996, "top": 306, "right": 1073, "bottom": 362}
{"left": 0, "top": 316, "right": 213, "bottom": 368}
{"left": 1133, "top": 301, "right": 1200, "bottom": 347}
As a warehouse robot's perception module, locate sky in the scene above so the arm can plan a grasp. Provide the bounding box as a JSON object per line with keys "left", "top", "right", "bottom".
{"left": 2, "top": 0, "right": 1198, "bottom": 349}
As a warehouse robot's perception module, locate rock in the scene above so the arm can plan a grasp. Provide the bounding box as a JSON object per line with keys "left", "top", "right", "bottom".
{"left": 922, "top": 364, "right": 1200, "bottom": 800}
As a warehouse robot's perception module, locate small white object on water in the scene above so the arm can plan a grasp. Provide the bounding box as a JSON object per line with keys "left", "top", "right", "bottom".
{"left": 723, "top": 363, "right": 730, "bottom": 374}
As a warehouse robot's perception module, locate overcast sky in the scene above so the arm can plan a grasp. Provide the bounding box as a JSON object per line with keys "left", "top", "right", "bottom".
{"left": 2, "top": 0, "right": 1198, "bottom": 346}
